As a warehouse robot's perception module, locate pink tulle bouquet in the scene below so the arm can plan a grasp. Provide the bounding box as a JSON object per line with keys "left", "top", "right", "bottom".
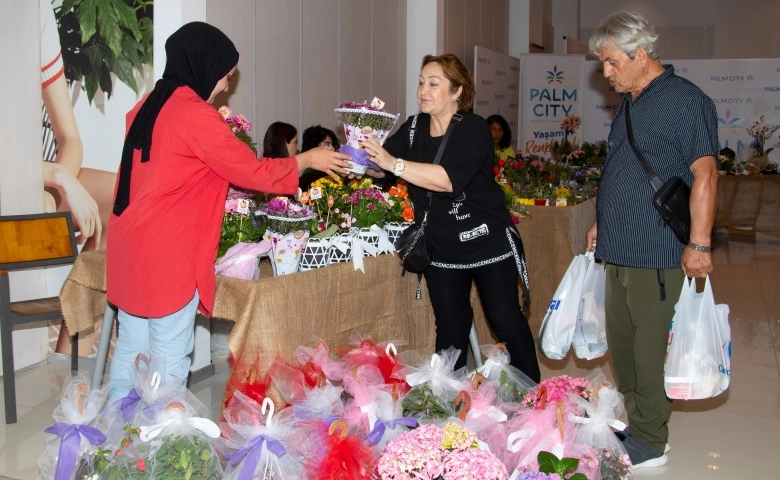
{"left": 377, "top": 423, "right": 508, "bottom": 480}
{"left": 219, "top": 105, "right": 257, "bottom": 154}
{"left": 523, "top": 375, "right": 591, "bottom": 410}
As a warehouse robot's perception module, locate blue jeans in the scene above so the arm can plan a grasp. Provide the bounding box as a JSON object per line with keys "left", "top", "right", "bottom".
{"left": 108, "top": 291, "right": 199, "bottom": 404}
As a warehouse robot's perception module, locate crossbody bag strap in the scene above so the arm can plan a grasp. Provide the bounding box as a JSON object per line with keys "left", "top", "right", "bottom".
{"left": 409, "top": 114, "right": 419, "bottom": 147}
{"left": 625, "top": 103, "right": 664, "bottom": 191}
{"left": 425, "top": 113, "right": 463, "bottom": 207}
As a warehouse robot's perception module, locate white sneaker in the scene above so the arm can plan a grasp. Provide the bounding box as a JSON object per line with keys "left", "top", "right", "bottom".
{"left": 665, "top": 443, "right": 670, "bottom": 453}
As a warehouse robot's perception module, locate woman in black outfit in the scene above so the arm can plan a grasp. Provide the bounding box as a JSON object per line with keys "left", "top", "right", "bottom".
{"left": 362, "top": 54, "right": 540, "bottom": 382}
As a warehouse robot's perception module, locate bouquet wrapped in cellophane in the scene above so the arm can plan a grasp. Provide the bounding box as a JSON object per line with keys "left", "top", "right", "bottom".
{"left": 335, "top": 97, "right": 399, "bottom": 174}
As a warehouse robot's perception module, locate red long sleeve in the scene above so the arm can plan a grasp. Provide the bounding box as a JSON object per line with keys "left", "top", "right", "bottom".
{"left": 107, "top": 86, "right": 298, "bottom": 317}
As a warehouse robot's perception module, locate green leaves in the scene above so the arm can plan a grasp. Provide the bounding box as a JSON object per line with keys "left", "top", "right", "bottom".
{"left": 537, "top": 451, "right": 583, "bottom": 480}
{"left": 55, "top": 0, "right": 153, "bottom": 104}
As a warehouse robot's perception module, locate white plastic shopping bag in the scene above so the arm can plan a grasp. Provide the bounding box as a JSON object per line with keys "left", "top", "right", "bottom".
{"left": 572, "top": 255, "right": 607, "bottom": 360}
{"left": 664, "top": 276, "right": 731, "bottom": 400}
{"left": 538, "top": 252, "right": 592, "bottom": 359}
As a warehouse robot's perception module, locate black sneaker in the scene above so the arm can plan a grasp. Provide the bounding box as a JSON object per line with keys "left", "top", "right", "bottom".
{"left": 623, "top": 434, "right": 668, "bottom": 469}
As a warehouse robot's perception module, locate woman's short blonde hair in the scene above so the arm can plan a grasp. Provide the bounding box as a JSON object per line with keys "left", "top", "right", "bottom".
{"left": 421, "top": 54, "right": 475, "bottom": 111}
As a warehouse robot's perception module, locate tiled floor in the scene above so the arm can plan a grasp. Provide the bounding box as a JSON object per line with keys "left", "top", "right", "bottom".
{"left": 1, "top": 228, "right": 779, "bottom": 479}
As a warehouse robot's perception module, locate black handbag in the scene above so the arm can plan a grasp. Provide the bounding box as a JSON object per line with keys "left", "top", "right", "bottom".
{"left": 395, "top": 113, "right": 462, "bottom": 273}
{"left": 625, "top": 104, "right": 691, "bottom": 245}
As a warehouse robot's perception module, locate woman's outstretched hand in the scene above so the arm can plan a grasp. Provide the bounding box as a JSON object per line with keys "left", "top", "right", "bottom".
{"left": 296, "top": 148, "right": 353, "bottom": 179}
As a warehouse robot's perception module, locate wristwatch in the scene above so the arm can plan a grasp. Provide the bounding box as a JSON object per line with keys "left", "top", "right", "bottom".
{"left": 686, "top": 242, "right": 712, "bottom": 253}
{"left": 393, "top": 158, "right": 406, "bottom": 176}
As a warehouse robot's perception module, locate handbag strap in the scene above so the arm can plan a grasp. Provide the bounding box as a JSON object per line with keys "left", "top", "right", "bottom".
{"left": 425, "top": 113, "right": 463, "bottom": 207}
{"left": 409, "top": 114, "right": 418, "bottom": 147}
{"left": 625, "top": 102, "right": 664, "bottom": 192}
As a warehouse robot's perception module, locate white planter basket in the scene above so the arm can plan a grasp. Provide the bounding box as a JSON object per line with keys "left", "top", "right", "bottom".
{"left": 356, "top": 227, "right": 381, "bottom": 257}
{"left": 327, "top": 232, "right": 353, "bottom": 264}
{"left": 299, "top": 237, "right": 331, "bottom": 271}
{"left": 383, "top": 222, "right": 410, "bottom": 249}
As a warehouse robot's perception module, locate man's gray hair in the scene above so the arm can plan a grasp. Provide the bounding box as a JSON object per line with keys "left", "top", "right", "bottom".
{"left": 588, "top": 12, "right": 659, "bottom": 60}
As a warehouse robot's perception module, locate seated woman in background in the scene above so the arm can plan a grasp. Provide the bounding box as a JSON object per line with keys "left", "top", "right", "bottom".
{"left": 299, "top": 125, "right": 340, "bottom": 190}
{"left": 263, "top": 121, "right": 299, "bottom": 158}
{"left": 486, "top": 114, "right": 515, "bottom": 160}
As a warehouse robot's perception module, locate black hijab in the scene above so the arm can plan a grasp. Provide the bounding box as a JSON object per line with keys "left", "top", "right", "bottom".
{"left": 113, "top": 22, "right": 239, "bottom": 216}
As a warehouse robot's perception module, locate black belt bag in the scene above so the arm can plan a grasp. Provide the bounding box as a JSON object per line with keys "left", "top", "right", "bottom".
{"left": 625, "top": 104, "right": 691, "bottom": 245}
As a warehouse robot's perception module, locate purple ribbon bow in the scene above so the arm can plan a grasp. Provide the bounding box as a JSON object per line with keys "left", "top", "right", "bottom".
{"left": 292, "top": 404, "right": 338, "bottom": 424}
{"left": 44, "top": 423, "right": 107, "bottom": 480}
{"left": 225, "top": 434, "right": 287, "bottom": 480}
{"left": 339, "top": 144, "right": 380, "bottom": 171}
{"left": 365, "top": 416, "right": 418, "bottom": 445}
{"left": 116, "top": 388, "right": 142, "bottom": 422}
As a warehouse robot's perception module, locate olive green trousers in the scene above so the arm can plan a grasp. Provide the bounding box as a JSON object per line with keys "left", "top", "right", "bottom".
{"left": 605, "top": 264, "right": 685, "bottom": 453}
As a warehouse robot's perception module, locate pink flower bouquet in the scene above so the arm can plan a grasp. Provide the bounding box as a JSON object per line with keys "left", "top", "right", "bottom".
{"left": 377, "top": 423, "right": 508, "bottom": 480}
{"left": 522, "top": 375, "right": 591, "bottom": 410}
{"left": 219, "top": 106, "right": 257, "bottom": 154}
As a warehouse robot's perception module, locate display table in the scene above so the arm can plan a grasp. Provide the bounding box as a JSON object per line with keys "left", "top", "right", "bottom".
{"left": 60, "top": 201, "right": 596, "bottom": 402}
{"left": 715, "top": 175, "right": 780, "bottom": 231}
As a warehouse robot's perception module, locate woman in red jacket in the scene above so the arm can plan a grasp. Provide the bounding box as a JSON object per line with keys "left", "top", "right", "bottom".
{"left": 106, "top": 22, "right": 351, "bottom": 402}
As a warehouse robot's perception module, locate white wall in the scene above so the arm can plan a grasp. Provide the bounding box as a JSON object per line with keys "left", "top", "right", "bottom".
{"left": 206, "top": 0, "right": 408, "bottom": 148}
{"left": 407, "top": 0, "right": 442, "bottom": 118}
{"left": 0, "top": 0, "right": 51, "bottom": 372}
{"left": 578, "top": 0, "right": 780, "bottom": 59}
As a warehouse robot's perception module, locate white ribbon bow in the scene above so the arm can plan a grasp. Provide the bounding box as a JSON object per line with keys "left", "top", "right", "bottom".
{"left": 360, "top": 403, "right": 380, "bottom": 432}
{"left": 350, "top": 231, "right": 378, "bottom": 273}
{"left": 405, "top": 354, "right": 462, "bottom": 396}
{"left": 370, "top": 224, "right": 395, "bottom": 255}
{"left": 567, "top": 412, "right": 626, "bottom": 431}
{"left": 506, "top": 426, "right": 535, "bottom": 453}
{"left": 468, "top": 405, "right": 508, "bottom": 423}
{"left": 476, "top": 357, "right": 506, "bottom": 378}
{"left": 139, "top": 416, "right": 221, "bottom": 442}
{"left": 326, "top": 235, "right": 352, "bottom": 255}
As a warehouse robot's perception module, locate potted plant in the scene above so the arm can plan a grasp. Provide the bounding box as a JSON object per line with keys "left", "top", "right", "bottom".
{"left": 344, "top": 187, "right": 392, "bottom": 257}
{"left": 258, "top": 197, "right": 315, "bottom": 276}
{"left": 383, "top": 181, "right": 414, "bottom": 246}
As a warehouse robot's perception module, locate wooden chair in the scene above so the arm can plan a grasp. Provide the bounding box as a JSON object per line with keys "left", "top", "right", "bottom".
{"left": 0, "top": 212, "right": 79, "bottom": 424}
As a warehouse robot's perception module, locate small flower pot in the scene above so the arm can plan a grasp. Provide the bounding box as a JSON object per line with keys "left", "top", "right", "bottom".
{"left": 299, "top": 237, "right": 330, "bottom": 271}
{"left": 555, "top": 198, "right": 568, "bottom": 207}
{"left": 327, "top": 232, "right": 353, "bottom": 264}
{"left": 269, "top": 230, "right": 308, "bottom": 276}
{"left": 534, "top": 198, "right": 547, "bottom": 206}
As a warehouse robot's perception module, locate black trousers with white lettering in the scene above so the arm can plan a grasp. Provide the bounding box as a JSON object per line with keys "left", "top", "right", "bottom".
{"left": 423, "top": 256, "right": 541, "bottom": 383}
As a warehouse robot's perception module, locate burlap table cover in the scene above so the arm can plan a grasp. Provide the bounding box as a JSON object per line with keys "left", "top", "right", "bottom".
{"left": 59, "top": 202, "right": 595, "bottom": 406}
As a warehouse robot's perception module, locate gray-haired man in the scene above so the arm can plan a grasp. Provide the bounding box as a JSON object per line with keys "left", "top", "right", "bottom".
{"left": 586, "top": 12, "right": 719, "bottom": 469}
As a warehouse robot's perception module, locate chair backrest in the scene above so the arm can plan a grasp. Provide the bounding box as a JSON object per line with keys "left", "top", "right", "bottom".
{"left": 0, "top": 212, "right": 78, "bottom": 271}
